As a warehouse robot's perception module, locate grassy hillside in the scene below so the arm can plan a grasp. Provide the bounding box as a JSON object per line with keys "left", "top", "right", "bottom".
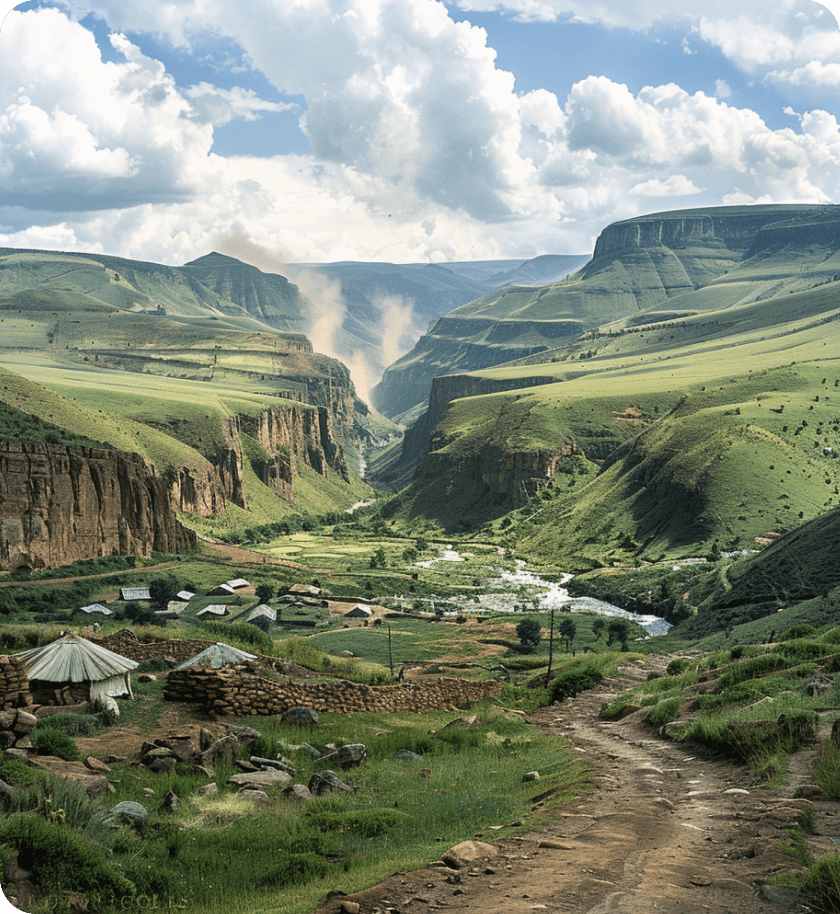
{"left": 384, "top": 269, "right": 840, "bottom": 565}
{"left": 374, "top": 204, "right": 840, "bottom": 421}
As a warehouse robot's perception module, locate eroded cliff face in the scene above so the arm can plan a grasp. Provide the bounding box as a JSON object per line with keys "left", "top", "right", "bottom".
{"left": 240, "top": 403, "right": 349, "bottom": 505}
{"left": 0, "top": 441, "right": 196, "bottom": 572}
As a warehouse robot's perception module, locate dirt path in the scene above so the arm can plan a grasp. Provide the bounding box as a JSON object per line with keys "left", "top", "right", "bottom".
{"left": 315, "top": 658, "right": 833, "bottom": 914}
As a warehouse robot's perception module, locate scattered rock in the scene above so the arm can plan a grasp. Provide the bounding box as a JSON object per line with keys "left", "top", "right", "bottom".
{"left": 616, "top": 704, "right": 642, "bottom": 719}
{"left": 283, "top": 784, "right": 313, "bottom": 803}
{"left": 233, "top": 759, "right": 260, "bottom": 773}
{"left": 445, "top": 841, "right": 498, "bottom": 863}
{"left": 794, "top": 784, "right": 830, "bottom": 801}
{"left": 228, "top": 769, "right": 293, "bottom": 791}
{"left": 320, "top": 743, "right": 366, "bottom": 769}
{"left": 283, "top": 706, "right": 319, "bottom": 727}
{"left": 109, "top": 801, "right": 148, "bottom": 827}
{"left": 239, "top": 788, "right": 270, "bottom": 804}
{"left": 690, "top": 875, "right": 712, "bottom": 886}
{"left": 522, "top": 771, "right": 540, "bottom": 782}
{"left": 161, "top": 789, "right": 179, "bottom": 812}
{"left": 12, "top": 711, "right": 37, "bottom": 735}
{"left": 250, "top": 756, "right": 295, "bottom": 773}
{"left": 84, "top": 757, "right": 111, "bottom": 774}
{"left": 148, "top": 757, "right": 178, "bottom": 774}
{"left": 308, "top": 769, "right": 355, "bottom": 796}
{"left": 340, "top": 902, "right": 361, "bottom": 914}
{"left": 143, "top": 747, "right": 174, "bottom": 760}
{"left": 201, "top": 735, "right": 239, "bottom": 765}
{"left": 395, "top": 749, "right": 423, "bottom": 762}
{"left": 195, "top": 782, "right": 218, "bottom": 797}
{"left": 138, "top": 673, "right": 157, "bottom": 683}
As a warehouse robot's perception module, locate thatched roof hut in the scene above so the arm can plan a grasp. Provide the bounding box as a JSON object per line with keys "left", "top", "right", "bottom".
{"left": 14, "top": 633, "right": 138, "bottom": 706}
{"left": 173, "top": 642, "right": 257, "bottom": 671}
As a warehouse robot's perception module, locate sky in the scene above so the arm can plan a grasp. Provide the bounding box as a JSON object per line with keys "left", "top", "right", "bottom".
{"left": 1, "top": 0, "right": 840, "bottom": 266}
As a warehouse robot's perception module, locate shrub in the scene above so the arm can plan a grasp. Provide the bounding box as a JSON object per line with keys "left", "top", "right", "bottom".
{"left": 715, "top": 653, "right": 787, "bottom": 690}
{"left": 814, "top": 741, "right": 840, "bottom": 799}
{"left": 31, "top": 728, "right": 82, "bottom": 761}
{"left": 515, "top": 619, "right": 542, "bottom": 654}
{"left": 0, "top": 759, "right": 47, "bottom": 787}
{"left": 550, "top": 661, "right": 604, "bottom": 702}
{"left": 199, "top": 620, "right": 274, "bottom": 654}
{"left": 648, "top": 697, "right": 682, "bottom": 726}
{"left": 34, "top": 713, "right": 103, "bottom": 737}
{"left": 257, "top": 853, "right": 330, "bottom": 887}
{"left": 779, "top": 624, "right": 818, "bottom": 641}
{"left": 0, "top": 815, "right": 135, "bottom": 897}
{"left": 798, "top": 853, "right": 840, "bottom": 912}
{"left": 666, "top": 658, "right": 691, "bottom": 676}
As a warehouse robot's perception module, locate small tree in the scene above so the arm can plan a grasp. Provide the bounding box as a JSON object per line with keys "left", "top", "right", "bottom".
{"left": 402, "top": 546, "right": 418, "bottom": 564}
{"left": 255, "top": 583, "right": 274, "bottom": 604}
{"left": 369, "top": 547, "right": 387, "bottom": 569}
{"left": 516, "top": 618, "right": 542, "bottom": 654}
{"left": 607, "top": 619, "right": 630, "bottom": 649}
{"left": 559, "top": 618, "right": 577, "bottom": 652}
{"left": 148, "top": 578, "right": 176, "bottom": 612}
{"left": 592, "top": 618, "right": 605, "bottom": 641}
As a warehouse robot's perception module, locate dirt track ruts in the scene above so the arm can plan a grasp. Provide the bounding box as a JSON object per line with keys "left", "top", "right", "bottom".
{"left": 314, "top": 657, "right": 835, "bottom": 914}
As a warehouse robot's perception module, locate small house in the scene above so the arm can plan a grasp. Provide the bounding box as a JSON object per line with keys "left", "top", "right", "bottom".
{"left": 344, "top": 604, "right": 373, "bottom": 619}
{"left": 245, "top": 604, "right": 277, "bottom": 623}
{"left": 288, "top": 583, "right": 322, "bottom": 597}
{"left": 14, "top": 633, "right": 137, "bottom": 708}
{"left": 209, "top": 583, "right": 236, "bottom": 597}
{"left": 177, "top": 590, "right": 196, "bottom": 602}
{"left": 120, "top": 587, "right": 150, "bottom": 602}
{"left": 79, "top": 603, "right": 113, "bottom": 616}
{"left": 196, "top": 604, "right": 228, "bottom": 618}
{"left": 173, "top": 642, "right": 257, "bottom": 670}
{"left": 226, "top": 578, "right": 250, "bottom": 591}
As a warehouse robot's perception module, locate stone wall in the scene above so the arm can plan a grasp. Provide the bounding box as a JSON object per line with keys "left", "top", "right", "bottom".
{"left": 163, "top": 666, "right": 501, "bottom": 717}
{"left": 0, "top": 655, "right": 31, "bottom": 710}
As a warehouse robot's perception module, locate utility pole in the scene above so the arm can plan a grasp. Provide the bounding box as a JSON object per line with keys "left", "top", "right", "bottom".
{"left": 388, "top": 624, "right": 394, "bottom": 678}
{"left": 545, "top": 609, "right": 555, "bottom": 686}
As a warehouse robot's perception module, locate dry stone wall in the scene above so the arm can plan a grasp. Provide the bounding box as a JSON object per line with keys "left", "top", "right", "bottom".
{"left": 164, "top": 666, "right": 501, "bottom": 717}
{"left": 0, "top": 656, "right": 31, "bottom": 710}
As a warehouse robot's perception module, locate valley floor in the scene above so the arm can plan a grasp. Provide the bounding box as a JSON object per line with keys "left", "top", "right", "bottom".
{"left": 314, "top": 657, "right": 826, "bottom": 914}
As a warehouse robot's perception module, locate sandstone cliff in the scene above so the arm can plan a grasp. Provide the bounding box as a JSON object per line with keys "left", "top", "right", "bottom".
{"left": 0, "top": 441, "right": 196, "bottom": 572}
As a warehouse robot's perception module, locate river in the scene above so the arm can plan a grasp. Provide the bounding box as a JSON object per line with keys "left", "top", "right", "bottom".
{"left": 411, "top": 550, "right": 671, "bottom": 636}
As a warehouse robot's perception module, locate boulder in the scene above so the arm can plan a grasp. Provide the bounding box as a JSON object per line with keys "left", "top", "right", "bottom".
{"left": 195, "top": 782, "right": 218, "bottom": 797}
{"left": 228, "top": 769, "right": 293, "bottom": 791}
{"left": 283, "top": 706, "right": 319, "bottom": 727}
{"left": 143, "top": 747, "right": 175, "bottom": 760}
{"left": 320, "top": 744, "right": 366, "bottom": 769}
{"left": 283, "top": 784, "right": 313, "bottom": 803}
{"left": 12, "top": 711, "right": 37, "bottom": 735}
{"left": 109, "top": 801, "right": 148, "bottom": 827}
{"left": 0, "top": 732, "right": 16, "bottom": 750}
{"left": 161, "top": 789, "right": 179, "bottom": 812}
{"left": 250, "top": 756, "right": 295, "bottom": 773}
{"left": 395, "top": 749, "right": 423, "bottom": 762}
{"left": 240, "top": 789, "right": 270, "bottom": 804}
{"left": 308, "top": 770, "right": 355, "bottom": 796}
{"left": 13, "top": 736, "right": 32, "bottom": 751}
{"left": 522, "top": 771, "right": 540, "bottom": 782}
{"left": 201, "top": 735, "right": 239, "bottom": 765}
{"left": 84, "top": 757, "right": 111, "bottom": 774}
{"left": 148, "top": 758, "right": 178, "bottom": 775}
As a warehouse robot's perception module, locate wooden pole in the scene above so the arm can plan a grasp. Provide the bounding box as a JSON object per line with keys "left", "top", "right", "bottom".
{"left": 388, "top": 625, "right": 394, "bottom": 677}
{"left": 545, "top": 609, "right": 555, "bottom": 686}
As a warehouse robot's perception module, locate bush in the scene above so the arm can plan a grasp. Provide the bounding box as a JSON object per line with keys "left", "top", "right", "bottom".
{"left": 550, "top": 661, "right": 604, "bottom": 702}
{"left": 815, "top": 741, "right": 840, "bottom": 800}
{"left": 34, "top": 713, "right": 103, "bottom": 737}
{"left": 798, "top": 853, "right": 840, "bottom": 912}
{"left": 257, "top": 853, "right": 330, "bottom": 887}
{"left": 666, "top": 658, "right": 691, "bottom": 677}
{"left": 31, "top": 728, "right": 82, "bottom": 761}
{"left": 648, "top": 697, "right": 682, "bottom": 726}
{"left": 779, "top": 624, "right": 818, "bottom": 641}
{"left": 306, "top": 808, "right": 412, "bottom": 837}
{"left": 0, "top": 759, "right": 47, "bottom": 787}
{"left": 515, "top": 619, "right": 542, "bottom": 654}
{"left": 199, "top": 620, "right": 274, "bottom": 654}
{"left": 0, "top": 815, "right": 135, "bottom": 898}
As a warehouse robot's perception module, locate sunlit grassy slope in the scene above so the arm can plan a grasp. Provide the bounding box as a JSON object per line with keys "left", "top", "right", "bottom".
{"left": 387, "top": 276, "right": 840, "bottom": 564}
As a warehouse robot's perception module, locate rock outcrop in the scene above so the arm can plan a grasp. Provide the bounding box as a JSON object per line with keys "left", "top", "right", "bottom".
{"left": 0, "top": 441, "right": 196, "bottom": 571}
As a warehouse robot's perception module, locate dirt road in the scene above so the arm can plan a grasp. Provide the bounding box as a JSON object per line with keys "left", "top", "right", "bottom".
{"left": 315, "top": 658, "right": 831, "bottom": 914}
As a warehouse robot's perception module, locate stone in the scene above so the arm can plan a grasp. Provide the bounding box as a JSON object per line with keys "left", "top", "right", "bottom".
{"left": 240, "top": 789, "right": 271, "bottom": 804}
{"left": 445, "top": 841, "right": 499, "bottom": 862}
{"left": 340, "top": 903, "right": 361, "bottom": 914}
{"left": 616, "top": 704, "right": 643, "bottom": 719}
{"left": 395, "top": 749, "right": 423, "bottom": 762}
{"left": 234, "top": 759, "right": 260, "bottom": 773}
{"left": 522, "top": 771, "right": 540, "bottom": 782}
{"left": 283, "top": 784, "right": 313, "bottom": 803}
{"left": 0, "top": 710, "right": 17, "bottom": 729}
{"left": 109, "top": 801, "right": 148, "bottom": 826}
{"left": 308, "top": 770, "right": 355, "bottom": 796}
{"left": 84, "top": 757, "right": 111, "bottom": 774}
{"left": 228, "top": 769, "right": 293, "bottom": 791}
{"left": 143, "top": 747, "right": 174, "bottom": 760}
{"left": 250, "top": 756, "right": 295, "bottom": 773}
{"left": 149, "top": 757, "right": 178, "bottom": 774}
{"left": 195, "top": 782, "right": 217, "bottom": 797}
{"left": 201, "top": 735, "right": 239, "bottom": 765}
{"left": 794, "top": 784, "right": 830, "bottom": 801}
{"left": 283, "top": 706, "right": 319, "bottom": 727}
{"left": 138, "top": 674, "right": 157, "bottom": 683}
{"left": 161, "top": 789, "right": 179, "bottom": 812}
{"left": 759, "top": 884, "right": 799, "bottom": 908}
{"left": 227, "top": 725, "right": 261, "bottom": 744}
{"left": 12, "top": 711, "right": 37, "bottom": 735}
{"left": 0, "top": 732, "right": 15, "bottom": 750}
{"left": 143, "top": 788, "right": 156, "bottom": 798}
{"left": 0, "top": 779, "right": 16, "bottom": 803}
{"left": 13, "top": 736, "right": 32, "bottom": 750}
{"left": 320, "top": 744, "right": 366, "bottom": 769}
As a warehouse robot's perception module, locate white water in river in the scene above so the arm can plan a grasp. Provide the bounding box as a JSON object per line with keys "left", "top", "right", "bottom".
{"left": 412, "top": 551, "right": 671, "bottom": 636}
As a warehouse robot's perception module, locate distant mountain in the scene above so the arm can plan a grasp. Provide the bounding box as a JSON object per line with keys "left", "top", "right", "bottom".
{"left": 372, "top": 204, "right": 838, "bottom": 423}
